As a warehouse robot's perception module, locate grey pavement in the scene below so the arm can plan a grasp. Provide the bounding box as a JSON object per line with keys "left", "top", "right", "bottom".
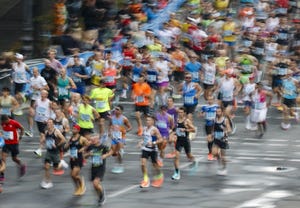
{"left": 1, "top": 103, "right": 300, "bottom": 208}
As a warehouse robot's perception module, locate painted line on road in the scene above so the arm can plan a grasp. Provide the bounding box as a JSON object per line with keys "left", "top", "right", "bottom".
{"left": 107, "top": 156, "right": 202, "bottom": 198}
{"left": 233, "top": 190, "right": 293, "bottom": 208}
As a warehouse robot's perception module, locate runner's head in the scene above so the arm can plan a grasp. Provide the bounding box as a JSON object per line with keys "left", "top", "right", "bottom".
{"left": 1, "top": 115, "right": 9, "bottom": 123}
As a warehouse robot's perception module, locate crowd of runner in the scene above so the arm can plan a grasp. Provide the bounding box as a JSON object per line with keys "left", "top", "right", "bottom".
{"left": 0, "top": 0, "right": 300, "bottom": 206}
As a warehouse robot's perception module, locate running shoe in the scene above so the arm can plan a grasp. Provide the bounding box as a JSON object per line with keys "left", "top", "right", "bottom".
{"left": 207, "top": 153, "right": 217, "bottom": 161}
{"left": 40, "top": 181, "right": 53, "bottom": 189}
{"left": 277, "top": 106, "right": 283, "bottom": 111}
{"left": 151, "top": 174, "right": 164, "bottom": 188}
{"left": 295, "top": 112, "right": 299, "bottom": 123}
{"left": 272, "top": 103, "right": 281, "bottom": 107}
{"left": 19, "top": 164, "right": 26, "bottom": 177}
{"left": 98, "top": 188, "right": 106, "bottom": 206}
{"left": 13, "top": 108, "right": 23, "bottom": 116}
{"left": 281, "top": 122, "right": 291, "bottom": 130}
{"left": 140, "top": 179, "right": 150, "bottom": 188}
{"left": 34, "top": 148, "right": 42, "bottom": 157}
{"left": 78, "top": 176, "right": 86, "bottom": 196}
{"left": 217, "top": 168, "right": 227, "bottom": 176}
{"left": 25, "top": 130, "right": 33, "bottom": 137}
{"left": 60, "top": 159, "right": 69, "bottom": 169}
{"left": 52, "top": 169, "right": 64, "bottom": 175}
{"left": 171, "top": 171, "right": 180, "bottom": 180}
{"left": 111, "top": 166, "right": 124, "bottom": 174}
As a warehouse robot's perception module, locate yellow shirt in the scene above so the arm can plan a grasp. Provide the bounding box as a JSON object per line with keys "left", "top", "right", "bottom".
{"left": 222, "top": 21, "right": 237, "bottom": 42}
{"left": 78, "top": 104, "right": 94, "bottom": 129}
{"left": 90, "top": 87, "right": 114, "bottom": 113}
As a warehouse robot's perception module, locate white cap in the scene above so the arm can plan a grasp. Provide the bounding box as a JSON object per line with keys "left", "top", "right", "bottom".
{"left": 15, "top": 53, "right": 23, "bottom": 60}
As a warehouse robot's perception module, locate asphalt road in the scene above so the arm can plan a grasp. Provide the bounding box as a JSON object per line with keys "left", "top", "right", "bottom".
{"left": 1, "top": 103, "right": 300, "bottom": 208}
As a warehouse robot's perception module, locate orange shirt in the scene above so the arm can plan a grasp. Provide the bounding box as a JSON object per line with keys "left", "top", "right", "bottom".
{"left": 132, "top": 82, "right": 151, "bottom": 106}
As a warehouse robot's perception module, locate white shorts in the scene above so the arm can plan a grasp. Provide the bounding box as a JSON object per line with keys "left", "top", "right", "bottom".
{"left": 250, "top": 108, "right": 267, "bottom": 123}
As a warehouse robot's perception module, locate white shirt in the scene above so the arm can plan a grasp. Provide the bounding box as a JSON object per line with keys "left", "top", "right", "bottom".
{"left": 30, "top": 75, "right": 48, "bottom": 100}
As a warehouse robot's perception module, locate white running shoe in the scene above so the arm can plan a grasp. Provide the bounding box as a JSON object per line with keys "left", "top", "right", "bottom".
{"left": 217, "top": 168, "right": 227, "bottom": 176}
{"left": 171, "top": 171, "right": 180, "bottom": 180}
{"left": 34, "top": 148, "right": 42, "bottom": 157}
{"left": 40, "top": 181, "right": 53, "bottom": 189}
{"left": 60, "top": 159, "right": 69, "bottom": 169}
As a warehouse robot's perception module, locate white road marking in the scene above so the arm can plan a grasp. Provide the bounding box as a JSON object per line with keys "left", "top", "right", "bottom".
{"left": 234, "top": 190, "right": 293, "bottom": 208}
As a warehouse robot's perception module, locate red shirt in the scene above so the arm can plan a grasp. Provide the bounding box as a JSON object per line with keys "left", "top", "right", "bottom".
{"left": 2, "top": 119, "right": 22, "bottom": 145}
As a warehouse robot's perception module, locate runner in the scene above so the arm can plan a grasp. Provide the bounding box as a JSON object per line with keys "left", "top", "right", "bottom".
{"left": 200, "top": 95, "right": 219, "bottom": 160}
{"left": 242, "top": 75, "right": 257, "bottom": 130}
{"left": 109, "top": 105, "right": 132, "bottom": 174}
{"left": 77, "top": 95, "right": 99, "bottom": 137}
{"left": 138, "top": 114, "right": 164, "bottom": 188}
{"left": 171, "top": 107, "right": 197, "bottom": 180}
{"left": 0, "top": 87, "right": 19, "bottom": 119}
{"left": 155, "top": 105, "right": 174, "bottom": 167}
{"left": 40, "top": 119, "right": 68, "bottom": 189}
{"left": 131, "top": 74, "right": 152, "bottom": 136}
{"left": 250, "top": 82, "right": 273, "bottom": 138}
{"left": 280, "top": 70, "right": 299, "bottom": 130}
{"left": 0, "top": 115, "right": 26, "bottom": 184}
{"left": 33, "top": 90, "right": 52, "bottom": 157}
{"left": 165, "top": 97, "right": 178, "bottom": 158}
{"left": 26, "top": 67, "right": 49, "bottom": 137}
{"left": 179, "top": 72, "right": 202, "bottom": 121}
{"left": 90, "top": 78, "right": 114, "bottom": 135}
{"left": 64, "top": 124, "right": 89, "bottom": 196}
{"left": 84, "top": 134, "right": 113, "bottom": 206}
{"left": 212, "top": 108, "right": 231, "bottom": 176}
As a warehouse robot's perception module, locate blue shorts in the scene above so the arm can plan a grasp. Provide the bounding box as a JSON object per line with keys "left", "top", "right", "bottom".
{"left": 244, "top": 101, "right": 252, "bottom": 107}
{"left": 111, "top": 138, "right": 125, "bottom": 145}
{"left": 224, "top": 41, "right": 236, "bottom": 47}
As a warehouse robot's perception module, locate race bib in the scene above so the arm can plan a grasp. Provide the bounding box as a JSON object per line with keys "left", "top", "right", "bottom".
{"left": 112, "top": 130, "right": 122, "bottom": 139}
{"left": 136, "top": 96, "right": 144, "bottom": 103}
{"left": 96, "top": 101, "right": 105, "bottom": 109}
{"left": 58, "top": 87, "right": 68, "bottom": 96}
{"left": 46, "top": 139, "right": 55, "bottom": 150}
{"left": 80, "top": 113, "right": 90, "bottom": 122}
{"left": 70, "top": 147, "right": 78, "bottom": 159}
{"left": 92, "top": 153, "right": 102, "bottom": 166}
{"left": 1, "top": 107, "right": 10, "bottom": 115}
{"left": 156, "top": 121, "right": 167, "bottom": 129}
{"left": 214, "top": 131, "right": 224, "bottom": 139}
{"left": 176, "top": 128, "right": 186, "bottom": 137}
{"left": 184, "top": 96, "right": 194, "bottom": 105}
{"left": 3, "top": 131, "right": 13, "bottom": 140}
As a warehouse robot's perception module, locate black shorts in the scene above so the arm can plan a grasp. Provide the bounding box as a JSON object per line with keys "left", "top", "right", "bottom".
{"left": 79, "top": 128, "right": 93, "bottom": 136}
{"left": 175, "top": 138, "right": 191, "bottom": 154}
{"left": 283, "top": 98, "right": 296, "bottom": 108}
{"left": 173, "top": 71, "right": 185, "bottom": 82}
{"left": 36, "top": 121, "right": 47, "bottom": 134}
{"left": 203, "top": 83, "right": 214, "bottom": 90}
{"left": 222, "top": 100, "right": 233, "bottom": 108}
{"left": 70, "top": 157, "right": 83, "bottom": 169}
{"left": 14, "top": 83, "right": 25, "bottom": 94}
{"left": 205, "top": 125, "right": 214, "bottom": 135}
{"left": 99, "top": 111, "right": 110, "bottom": 119}
{"left": 2, "top": 144, "right": 19, "bottom": 157}
{"left": 148, "top": 83, "right": 159, "bottom": 90}
{"left": 91, "top": 164, "right": 106, "bottom": 181}
{"left": 213, "top": 138, "right": 228, "bottom": 149}
{"left": 141, "top": 150, "right": 158, "bottom": 164}
{"left": 135, "top": 105, "right": 150, "bottom": 115}
{"left": 183, "top": 105, "right": 197, "bottom": 114}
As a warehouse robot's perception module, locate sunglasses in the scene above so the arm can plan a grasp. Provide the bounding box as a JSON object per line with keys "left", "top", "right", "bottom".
{"left": 115, "top": 108, "right": 121, "bottom": 111}
{"left": 185, "top": 77, "right": 192, "bottom": 79}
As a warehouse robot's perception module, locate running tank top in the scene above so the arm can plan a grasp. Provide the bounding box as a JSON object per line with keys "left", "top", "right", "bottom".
{"left": 214, "top": 117, "right": 226, "bottom": 140}
{"left": 142, "top": 126, "right": 157, "bottom": 151}
{"left": 220, "top": 78, "right": 235, "bottom": 101}
{"left": 45, "top": 129, "right": 60, "bottom": 152}
{"left": 176, "top": 119, "right": 188, "bottom": 140}
{"left": 111, "top": 115, "right": 126, "bottom": 139}
{"left": 69, "top": 135, "right": 83, "bottom": 159}
{"left": 0, "top": 96, "right": 13, "bottom": 116}
{"left": 35, "top": 99, "right": 51, "bottom": 122}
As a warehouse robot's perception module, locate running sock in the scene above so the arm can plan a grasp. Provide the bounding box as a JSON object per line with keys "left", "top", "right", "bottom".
{"left": 175, "top": 168, "right": 179, "bottom": 174}
{"left": 143, "top": 174, "right": 149, "bottom": 181}
{"left": 208, "top": 142, "right": 213, "bottom": 153}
